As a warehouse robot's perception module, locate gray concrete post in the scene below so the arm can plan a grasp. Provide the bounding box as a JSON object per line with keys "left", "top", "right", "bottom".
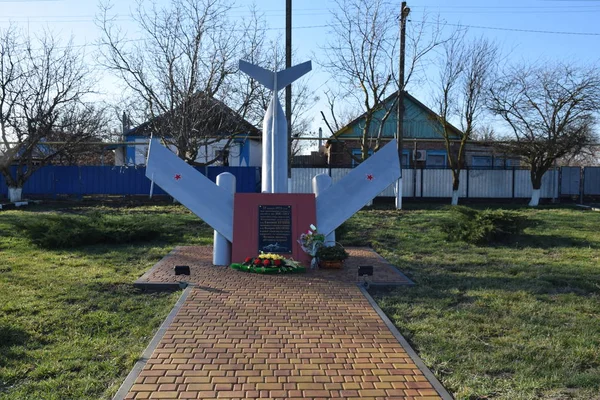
{"left": 213, "top": 172, "right": 236, "bottom": 265}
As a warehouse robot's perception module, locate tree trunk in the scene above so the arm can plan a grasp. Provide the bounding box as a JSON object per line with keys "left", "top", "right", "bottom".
{"left": 451, "top": 170, "right": 460, "bottom": 205}
{"left": 529, "top": 189, "right": 541, "bottom": 207}
{"left": 361, "top": 113, "right": 373, "bottom": 161}
{"left": 8, "top": 187, "right": 23, "bottom": 202}
{"left": 529, "top": 168, "right": 543, "bottom": 207}
{"left": 451, "top": 190, "right": 459, "bottom": 206}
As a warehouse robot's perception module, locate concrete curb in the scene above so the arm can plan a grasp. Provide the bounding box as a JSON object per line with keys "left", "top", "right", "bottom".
{"left": 0, "top": 200, "right": 40, "bottom": 211}
{"left": 112, "top": 286, "right": 193, "bottom": 400}
{"left": 358, "top": 285, "right": 454, "bottom": 400}
{"left": 133, "top": 246, "right": 182, "bottom": 290}
{"left": 366, "top": 247, "right": 415, "bottom": 286}
{"left": 576, "top": 204, "right": 600, "bottom": 212}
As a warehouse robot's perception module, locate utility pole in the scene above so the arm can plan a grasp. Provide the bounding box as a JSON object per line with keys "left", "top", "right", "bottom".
{"left": 286, "top": 0, "right": 293, "bottom": 191}
{"left": 396, "top": 1, "right": 410, "bottom": 209}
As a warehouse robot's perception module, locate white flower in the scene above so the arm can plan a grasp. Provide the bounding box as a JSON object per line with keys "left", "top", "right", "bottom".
{"left": 309, "top": 224, "right": 317, "bottom": 231}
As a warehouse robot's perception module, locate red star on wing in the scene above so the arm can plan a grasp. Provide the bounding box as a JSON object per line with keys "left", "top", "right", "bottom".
{"left": 366, "top": 174, "right": 374, "bottom": 181}
{"left": 174, "top": 174, "right": 182, "bottom": 181}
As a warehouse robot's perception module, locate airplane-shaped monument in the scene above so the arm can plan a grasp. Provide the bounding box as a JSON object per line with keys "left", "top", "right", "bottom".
{"left": 146, "top": 59, "right": 400, "bottom": 266}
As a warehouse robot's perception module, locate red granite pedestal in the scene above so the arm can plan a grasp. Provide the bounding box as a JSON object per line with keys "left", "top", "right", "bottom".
{"left": 231, "top": 193, "right": 316, "bottom": 265}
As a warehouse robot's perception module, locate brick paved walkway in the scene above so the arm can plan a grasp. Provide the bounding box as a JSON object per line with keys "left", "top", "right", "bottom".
{"left": 120, "top": 247, "right": 446, "bottom": 400}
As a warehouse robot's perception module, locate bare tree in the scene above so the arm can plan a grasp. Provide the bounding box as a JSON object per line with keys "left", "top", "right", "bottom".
{"left": 430, "top": 35, "right": 498, "bottom": 205}
{"left": 97, "top": 0, "right": 267, "bottom": 166}
{"left": 560, "top": 144, "right": 600, "bottom": 166}
{"left": 471, "top": 125, "right": 497, "bottom": 142}
{"left": 0, "top": 26, "right": 103, "bottom": 202}
{"left": 321, "top": 0, "right": 398, "bottom": 161}
{"left": 321, "top": 0, "right": 446, "bottom": 162}
{"left": 489, "top": 63, "right": 600, "bottom": 206}
{"left": 44, "top": 106, "right": 111, "bottom": 166}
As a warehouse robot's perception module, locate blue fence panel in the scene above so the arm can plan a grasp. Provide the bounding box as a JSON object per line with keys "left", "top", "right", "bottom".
{"left": 78, "top": 166, "right": 165, "bottom": 195}
{"left": 584, "top": 167, "right": 600, "bottom": 196}
{"left": 2, "top": 165, "right": 260, "bottom": 198}
{"left": 22, "top": 166, "right": 57, "bottom": 195}
{"left": 53, "top": 166, "right": 81, "bottom": 195}
{"left": 206, "top": 166, "right": 259, "bottom": 193}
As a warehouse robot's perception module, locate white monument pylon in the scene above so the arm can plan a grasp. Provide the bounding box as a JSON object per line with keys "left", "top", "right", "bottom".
{"left": 145, "top": 58, "right": 401, "bottom": 265}
{"left": 239, "top": 60, "right": 312, "bottom": 193}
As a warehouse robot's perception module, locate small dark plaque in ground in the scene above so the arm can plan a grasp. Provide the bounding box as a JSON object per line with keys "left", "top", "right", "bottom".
{"left": 258, "top": 205, "right": 292, "bottom": 254}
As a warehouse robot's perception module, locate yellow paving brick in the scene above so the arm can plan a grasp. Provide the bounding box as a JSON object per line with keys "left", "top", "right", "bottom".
{"left": 149, "top": 392, "right": 178, "bottom": 399}
{"left": 122, "top": 246, "right": 442, "bottom": 400}
{"left": 130, "top": 384, "right": 158, "bottom": 392}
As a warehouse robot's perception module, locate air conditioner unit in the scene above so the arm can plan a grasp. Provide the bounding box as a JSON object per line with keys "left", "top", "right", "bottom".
{"left": 413, "top": 150, "right": 427, "bottom": 161}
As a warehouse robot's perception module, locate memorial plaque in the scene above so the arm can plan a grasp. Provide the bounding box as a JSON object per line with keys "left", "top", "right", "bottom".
{"left": 232, "top": 193, "right": 315, "bottom": 264}
{"left": 258, "top": 205, "right": 292, "bottom": 253}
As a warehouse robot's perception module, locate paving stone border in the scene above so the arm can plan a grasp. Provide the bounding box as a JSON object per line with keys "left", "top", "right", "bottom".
{"left": 358, "top": 286, "right": 453, "bottom": 400}
{"left": 112, "top": 286, "right": 194, "bottom": 400}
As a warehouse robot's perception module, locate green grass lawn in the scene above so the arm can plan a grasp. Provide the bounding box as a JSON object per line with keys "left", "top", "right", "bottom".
{"left": 1, "top": 201, "right": 599, "bottom": 400}
{"left": 338, "top": 204, "right": 600, "bottom": 400}
{"left": 0, "top": 201, "right": 212, "bottom": 400}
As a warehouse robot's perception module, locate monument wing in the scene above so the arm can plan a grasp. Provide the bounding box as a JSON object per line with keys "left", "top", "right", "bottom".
{"left": 239, "top": 60, "right": 274, "bottom": 90}
{"left": 276, "top": 61, "right": 312, "bottom": 89}
{"left": 315, "top": 140, "right": 401, "bottom": 236}
{"left": 145, "top": 139, "right": 234, "bottom": 242}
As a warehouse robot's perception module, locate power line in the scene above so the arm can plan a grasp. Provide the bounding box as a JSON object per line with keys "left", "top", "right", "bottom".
{"left": 415, "top": 4, "right": 600, "bottom": 8}
{"left": 0, "top": 13, "right": 598, "bottom": 40}
{"left": 429, "top": 21, "right": 600, "bottom": 36}
{"left": 3, "top": 4, "right": 600, "bottom": 25}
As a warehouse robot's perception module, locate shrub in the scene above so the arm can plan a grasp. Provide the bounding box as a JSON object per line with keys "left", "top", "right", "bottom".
{"left": 316, "top": 243, "right": 350, "bottom": 261}
{"left": 441, "top": 206, "right": 528, "bottom": 245}
{"left": 18, "top": 213, "right": 162, "bottom": 248}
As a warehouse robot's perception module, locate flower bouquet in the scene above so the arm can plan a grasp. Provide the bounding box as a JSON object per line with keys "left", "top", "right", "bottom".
{"left": 230, "top": 253, "right": 306, "bottom": 274}
{"left": 298, "top": 224, "right": 325, "bottom": 269}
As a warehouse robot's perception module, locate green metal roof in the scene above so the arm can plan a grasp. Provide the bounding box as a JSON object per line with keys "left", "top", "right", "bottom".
{"left": 334, "top": 92, "right": 462, "bottom": 140}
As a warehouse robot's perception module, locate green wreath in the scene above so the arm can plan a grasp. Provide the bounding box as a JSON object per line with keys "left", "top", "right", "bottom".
{"left": 230, "top": 256, "right": 306, "bottom": 274}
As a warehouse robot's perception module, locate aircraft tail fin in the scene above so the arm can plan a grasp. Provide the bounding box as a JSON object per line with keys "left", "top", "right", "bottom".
{"left": 239, "top": 60, "right": 312, "bottom": 91}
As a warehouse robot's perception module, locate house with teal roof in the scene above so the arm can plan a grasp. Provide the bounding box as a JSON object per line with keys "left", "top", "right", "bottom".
{"left": 326, "top": 92, "right": 519, "bottom": 169}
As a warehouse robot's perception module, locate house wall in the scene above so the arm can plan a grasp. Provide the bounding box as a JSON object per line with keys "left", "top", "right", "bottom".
{"left": 225, "top": 139, "right": 262, "bottom": 167}
{"left": 125, "top": 136, "right": 150, "bottom": 165}
{"left": 328, "top": 140, "right": 521, "bottom": 168}
{"left": 114, "top": 147, "right": 126, "bottom": 166}
{"left": 249, "top": 140, "right": 262, "bottom": 167}
{"left": 194, "top": 140, "right": 224, "bottom": 165}
{"left": 328, "top": 139, "right": 451, "bottom": 168}
{"left": 123, "top": 137, "right": 261, "bottom": 167}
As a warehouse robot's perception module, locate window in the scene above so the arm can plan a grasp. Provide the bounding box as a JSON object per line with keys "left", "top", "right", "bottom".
{"left": 493, "top": 157, "right": 520, "bottom": 168}
{"left": 402, "top": 150, "right": 410, "bottom": 168}
{"left": 426, "top": 151, "right": 447, "bottom": 168}
{"left": 493, "top": 157, "right": 506, "bottom": 168}
{"left": 215, "top": 148, "right": 229, "bottom": 166}
{"left": 351, "top": 149, "right": 373, "bottom": 167}
{"left": 471, "top": 156, "right": 492, "bottom": 168}
{"left": 351, "top": 148, "right": 409, "bottom": 167}
{"left": 506, "top": 158, "right": 520, "bottom": 167}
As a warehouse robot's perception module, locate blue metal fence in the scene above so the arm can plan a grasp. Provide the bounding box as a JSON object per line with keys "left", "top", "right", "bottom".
{"left": 2, "top": 165, "right": 598, "bottom": 200}
{"left": 0, "top": 165, "right": 259, "bottom": 198}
